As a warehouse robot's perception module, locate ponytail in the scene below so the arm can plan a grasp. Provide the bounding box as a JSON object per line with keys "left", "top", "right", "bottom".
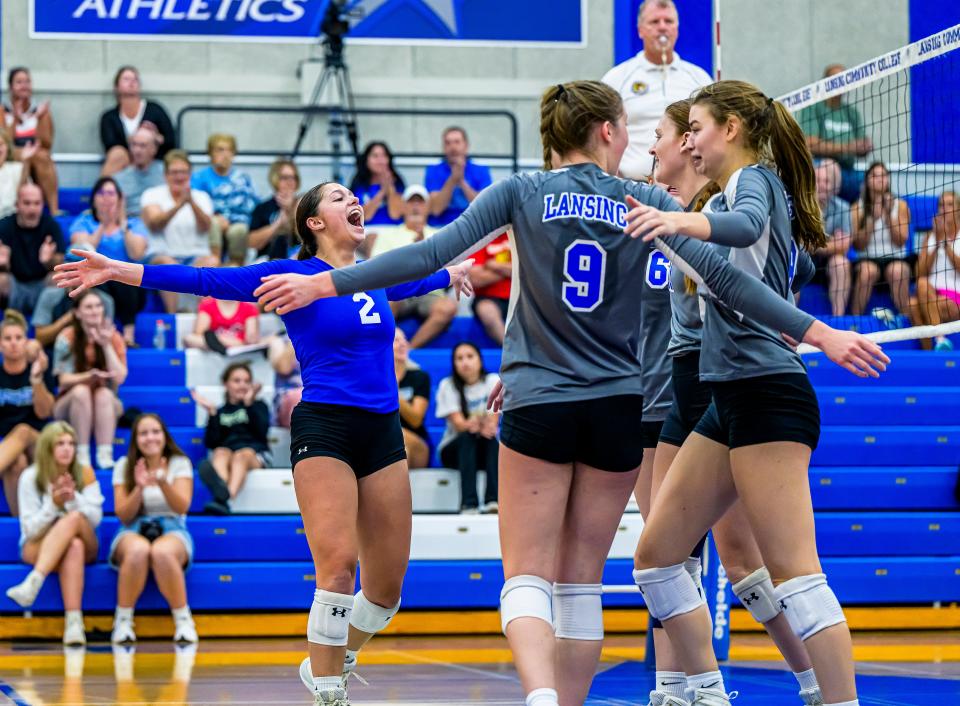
{"left": 540, "top": 81, "right": 623, "bottom": 167}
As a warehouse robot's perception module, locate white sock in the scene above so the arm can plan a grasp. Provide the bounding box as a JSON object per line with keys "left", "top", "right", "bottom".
{"left": 27, "top": 569, "right": 46, "bottom": 585}
{"left": 687, "top": 670, "right": 725, "bottom": 692}
{"left": 345, "top": 648, "right": 358, "bottom": 664}
{"left": 794, "top": 668, "right": 818, "bottom": 691}
{"left": 65, "top": 609, "right": 82, "bottom": 622}
{"left": 526, "top": 687, "right": 559, "bottom": 706}
{"left": 115, "top": 606, "right": 134, "bottom": 622}
{"left": 312, "top": 675, "right": 341, "bottom": 692}
{"left": 76, "top": 444, "right": 91, "bottom": 465}
{"left": 656, "top": 670, "right": 687, "bottom": 698}
{"left": 172, "top": 605, "right": 192, "bottom": 622}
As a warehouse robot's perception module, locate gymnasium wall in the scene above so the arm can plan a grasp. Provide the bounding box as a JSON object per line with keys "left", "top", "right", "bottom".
{"left": 0, "top": 0, "right": 914, "bottom": 160}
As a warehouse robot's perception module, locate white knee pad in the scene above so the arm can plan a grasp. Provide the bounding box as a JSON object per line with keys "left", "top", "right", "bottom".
{"left": 732, "top": 566, "right": 781, "bottom": 625}
{"left": 683, "top": 556, "right": 704, "bottom": 597}
{"left": 307, "top": 589, "right": 354, "bottom": 646}
{"left": 500, "top": 575, "right": 553, "bottom": 634}
{"left": 552, "top": 583, "right": 603, "bottom": 641}
{"left": 633, "top": 564, "right": 705, "bottom": 621}
{"left": 774, "top": 573, "right": 846, "bottom": 641}
{"left": 350, "top": 590, "right": 400, "bottom": 634}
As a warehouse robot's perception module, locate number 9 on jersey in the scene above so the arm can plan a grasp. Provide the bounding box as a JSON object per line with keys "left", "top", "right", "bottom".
{"left": 562, "top": 240, "right": 607, "bottom": 312}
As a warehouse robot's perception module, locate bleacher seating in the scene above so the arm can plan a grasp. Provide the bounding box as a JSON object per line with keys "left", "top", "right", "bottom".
{"left": 1, "top": 309, "right": 958, "bottom": 616}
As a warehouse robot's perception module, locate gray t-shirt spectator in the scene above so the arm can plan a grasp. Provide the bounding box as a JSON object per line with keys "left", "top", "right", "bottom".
{"left": 823, "top": 195, "right": 852, "bottom": 241}
{"left": 115, "top": 161, "right": 164, "bottom": 218}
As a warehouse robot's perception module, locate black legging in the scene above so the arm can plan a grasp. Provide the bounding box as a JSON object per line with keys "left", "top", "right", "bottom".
{"left": 101, "top": 280, "right": 146, "bottom": 328}
{"left": 440, "top": 433, "right": 499, "bottom": 509}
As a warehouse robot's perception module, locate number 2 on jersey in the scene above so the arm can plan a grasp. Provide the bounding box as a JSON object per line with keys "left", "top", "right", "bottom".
{"left": 562, "top": 240, "right": 606, "bottom": 312}
{"left": 353, "top": 292, "right": 381, "bottom": 325}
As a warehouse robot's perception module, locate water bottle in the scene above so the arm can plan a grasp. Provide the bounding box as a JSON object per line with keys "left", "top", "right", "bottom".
{"left": 153, "top": 319, "right": 167, "bottom": 349}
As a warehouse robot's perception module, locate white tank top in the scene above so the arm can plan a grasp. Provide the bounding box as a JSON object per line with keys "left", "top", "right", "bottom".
{"left": 929, "top": 235, "right": 960, "bottom": 294}
{"left": 861, "top": 198, "right": 907, "bottom": 260}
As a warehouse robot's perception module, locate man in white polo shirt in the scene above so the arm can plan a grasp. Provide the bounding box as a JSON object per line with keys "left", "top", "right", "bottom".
{"left": 602, "top": 0, "right": 712, "bottom": 179}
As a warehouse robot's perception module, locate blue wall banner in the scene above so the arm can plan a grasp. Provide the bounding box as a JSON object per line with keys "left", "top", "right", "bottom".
{"left": 613, "top": 0, "right": 713, "bottom": 77}
{"left": 30, "top": 0, "right": 586, "bottom": 45}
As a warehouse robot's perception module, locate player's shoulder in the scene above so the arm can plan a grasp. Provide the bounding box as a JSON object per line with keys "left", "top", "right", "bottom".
{"left": 623, "top": 178, "right": 683, "bottom": 212}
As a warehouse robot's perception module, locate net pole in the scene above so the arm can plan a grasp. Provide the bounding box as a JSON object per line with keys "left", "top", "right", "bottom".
{"left": 713, "top": 0, "right": 722, "bottom": 80}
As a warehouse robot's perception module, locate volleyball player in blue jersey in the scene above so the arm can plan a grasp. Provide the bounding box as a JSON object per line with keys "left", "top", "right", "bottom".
{"left": 627, "top": 81, "right": 865, "bottom": 706}
{"left": 251, "top": 82, "right": 885, "bottom": 706}
{"left": 53, "top": 183, "right": 473, "bottom": 706}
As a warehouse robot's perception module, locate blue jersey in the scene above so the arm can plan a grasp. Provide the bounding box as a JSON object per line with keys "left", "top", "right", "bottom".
{"left": 140, "top": 258, "right": 449, "bottom": 414}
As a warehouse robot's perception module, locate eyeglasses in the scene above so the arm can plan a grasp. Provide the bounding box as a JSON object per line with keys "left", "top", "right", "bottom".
{"left": 278, "top": 173, "right": 298, "bottom": 181}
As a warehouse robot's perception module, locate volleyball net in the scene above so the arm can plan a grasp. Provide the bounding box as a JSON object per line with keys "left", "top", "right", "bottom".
{"left": 776, "top": 22, "right": 960, "bottom": 353}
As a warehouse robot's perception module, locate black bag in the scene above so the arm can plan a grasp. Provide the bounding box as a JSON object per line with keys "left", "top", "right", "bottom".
{"left": 139, "top": 518, "right": 165, "bottom": 542}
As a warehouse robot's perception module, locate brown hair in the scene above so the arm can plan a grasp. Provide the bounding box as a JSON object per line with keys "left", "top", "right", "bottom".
{"left": 207, "top": 133, "right": 237, "bottom": 155}
{"left": 268, "top": 157, "right": 300, "bottom": 191}
{"left": 163, "top": 149, "right": 191, "bottom": 172}
{"left": 1, "top": 308, "right": 28, "bottom": 335}
{"left": 691, "top": 80, "right": 825, "bottom": 251}
{"left": 858, "top": 161, "right": 892, "bottom": 231}
{"left": 540, "top": 81, "right": 624, "bottom": 170}
{"left": 69, "top": 291, "right": 107, "bottom": 374}
{"left": 293, "top": 182, "right": 331, "bottom": 261}
{"left": 222, "top": 361, "right": 253, "bottom": 385}
{"left": 123, "top": 413, "right": 187, "bottom": 492}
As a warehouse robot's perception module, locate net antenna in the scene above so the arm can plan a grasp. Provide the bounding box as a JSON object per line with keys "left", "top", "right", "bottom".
{"left": 776, "top": 22, "right": 960, "bottom": 354}
{"left": 291, "top": 0, "right": 364, "bottom": 179}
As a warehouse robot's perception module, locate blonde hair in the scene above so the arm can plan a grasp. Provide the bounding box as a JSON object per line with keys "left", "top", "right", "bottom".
{"left": 268, "top": 157, "right": 300, "bottom": 191}
{"left": 163, "top": 149, "right": 191, "bottom": 172}
{"left": 33, "top": 421, "right": 83, "bottom": 494}
{"left": 1, "top": 308, "right": 27, "bottom": 334}
{"left": 0, "top": 131, "right": 12, "bottom": 161}
{"left": 207, "top": 133, "right": 237, "bottom": 155}
{"left": 540, "top": 81, "right": 623, "bottom": 170}
{"left": 692, "top": 80, "right": 825, "bottom": 251}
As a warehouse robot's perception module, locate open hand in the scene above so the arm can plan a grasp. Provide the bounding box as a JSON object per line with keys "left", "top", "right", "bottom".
{"left": 39, "top": 236, "right": 57, "bottom": 266}
{"left": 254, "top": 271, "right": 336, "bottom": 314}
{"left": 805, "top": 321, "right": 890, "bottom": 378}
{"left": 52, "top": 249, "right": 119, "bottom": 297}
{"left": 446, "top": 259, "right": 475, "bottom": 301}
{"left": 624, "top": 195, "right": 684, "bottom": 241}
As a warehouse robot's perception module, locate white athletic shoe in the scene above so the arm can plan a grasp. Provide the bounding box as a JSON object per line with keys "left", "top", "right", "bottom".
{"left": 96, "top": 446, "right": 115, "bottom": 469}
{"left": 300, "top": 659, "right": 351, "bottom": 705}
{"left": 649, "top": 690, "right": 689, "bottom": 706}
{"left": 6, "top": 572, "right": 44, "bottom": 608}
{"left": 111, "top": 617, "right": 137, "bottom": 644}
{"left": 173, "top": 616, "right": 198, "bottom": 644}
{"left": 688, "top": 687, "right": 737, "bottom": 706}
{"left": 799, "top": 686, "right": 824, "bottom": 705}
{"left": 62, "top": 613, "right": 86, "bottom": 646}
{"left": 481, "top": 501, "right": 499, "bottom": 514}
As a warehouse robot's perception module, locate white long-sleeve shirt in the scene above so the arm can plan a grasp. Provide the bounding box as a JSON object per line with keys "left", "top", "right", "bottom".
{"left": 18, "top": 465, "right": 103, "bottom": 543}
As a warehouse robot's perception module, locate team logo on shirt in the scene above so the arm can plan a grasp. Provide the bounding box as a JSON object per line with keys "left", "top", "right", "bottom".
{"left": 631, "top": 81, "right": 649, "bottom": 95}
{"left": 542, "top": 192, "right": 628, "bottom": 229}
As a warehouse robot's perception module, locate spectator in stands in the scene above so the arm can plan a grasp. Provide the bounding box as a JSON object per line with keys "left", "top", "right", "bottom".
{"left": 100, "top": 66, "right": 176, "bottom": 176}
{"left": 113, "top": 125, "right": 164, "bottom": 219}
{"left": 814, "top": 159, "right": 853, "bottom": 316}
{"left": 0, "top": 132, "right": 32, "bottom": 219}
{"left": 52, "top": 290, "right": 127, "bottom": 469}
{"left": 32, "top": 287, "right": 114, "bottom": 351}
{"left": 0, "top": 309, "right": 53, "bottom": 515}
{"left": 191, "top": 134, "right": 258, "bottom": 264}
{"left": 141, "top": 151, "right": 219, "bottom": 313}
{"left": 109, "top": 412, "right": 197, "bottom": 644}
{"left": 425, "top": 127, "right": 492, "bottom": 226}
{"left": 601, "top": 0, "right": 712, "bottom": 180}
{"left": 194, "top": 362, "right": 270, "bottom": 514}
{"left": 850, "top": 161, "right": 912, "bottom": 316}
{"left": 268, "top": 335, "right": 301, "bottom": 429}
{"left": 5, "top": 420, "right": 102, "bottom": 645}
{"left": 0, "top": 183, "right": 65, "bottom": 317}
{"left": 1, "top": 67, "right": 59, "bottom": 214}
{"left": 469, "top": 231, "right": 511, "bottom": 346}
{"left": 350, "top": 141, "right": 404, "bottom": 226}
{"left": 249, "top": 158, "right": 300, "bottom": 260}
{"left": 365, "top": 186, "right": 457, "bottom": 348}
{"left": 911, "top": 191, "right": 960, "bottom": 351}
{"left": 183, "top": 278, "right": 260, "bottom": 354}
{"left": 800, "top": 64, "right": 872, "bottom": 203}
{"left": 70, "top": 177, "right": 149, "bottom": 346}
{"left": 435, "top": 342, "right": 500, "bottom": 514}
{"left": 394, "top": 328, "right": 431, "bottom": 469}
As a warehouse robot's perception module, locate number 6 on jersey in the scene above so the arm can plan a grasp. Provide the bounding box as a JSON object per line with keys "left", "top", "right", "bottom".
{"left": 562, "top": 240, "right": 607, "bottom": 312}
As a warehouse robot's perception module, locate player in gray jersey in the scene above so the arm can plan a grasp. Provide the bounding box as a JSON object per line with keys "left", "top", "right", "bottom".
{"left": 254, "top": 81, "right": 884, "bottom": 706}
{"left": 628, "top": 81, "right": 880, "bottom": 706}
{"left": 647, "top": 98, "right": 823, "bottom": 706}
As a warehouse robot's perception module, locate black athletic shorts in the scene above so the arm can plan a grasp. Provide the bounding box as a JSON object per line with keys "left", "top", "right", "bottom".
{"left": 693, "top": 373, "right": 820, "bottom": 450}
{"left": 500, "top": 394, "right": 645, "bottom": 472}
{"left": 659, "top": 352, "right": 713, "bottom": 447}
{"left": 641, "top": 420, "right": 664, "bottom": 450}
{"left": 290, "top": 401, "right": 406, "bottom": 478}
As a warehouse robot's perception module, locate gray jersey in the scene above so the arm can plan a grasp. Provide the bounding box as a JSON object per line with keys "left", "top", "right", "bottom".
{"left": 699, "top": 164, "right": 811, "bottom": 382}
{"left": 666, "top": 197, "right": 716, "bottom": 358}
{"left": 639, "top": 248, "right": 672, "bottom": 420}
{"left": 331, "top": 163, "right": 815, "bottom": 411}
